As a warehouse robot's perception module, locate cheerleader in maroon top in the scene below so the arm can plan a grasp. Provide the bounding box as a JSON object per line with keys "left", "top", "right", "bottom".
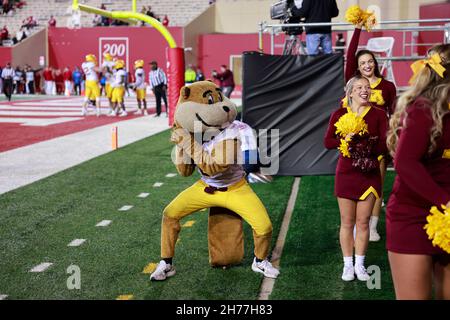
{"left": 345, "top": 23, "right": 397, "bottom": 242}
{"left": 386, "top": 44, "right": 450, "bottom": 300}
{"left": 325, "top": 75, "right": 388, "bottom": 282}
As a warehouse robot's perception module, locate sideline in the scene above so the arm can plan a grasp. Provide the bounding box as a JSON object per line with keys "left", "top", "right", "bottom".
{"left": 258, "top": 177, "right": 301, "bottom": 300}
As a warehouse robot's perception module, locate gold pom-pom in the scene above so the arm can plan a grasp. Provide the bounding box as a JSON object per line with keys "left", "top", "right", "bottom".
{"left": 338, "top": 138, "right": 351, "bottom": 158}
{"left": 364, "top": 13, "right": 377, "bottom": 32}
{"left": 424, "top": 205, "right": 450, "bottom": 254}
{"left": 345, "top": 5, "right": 377, "bottom": 32}
{"left": 345, "top": 5, "right": 364, "bottom": 25}
{"left": 334, "top": 112, "right": 369, "bottom": 138}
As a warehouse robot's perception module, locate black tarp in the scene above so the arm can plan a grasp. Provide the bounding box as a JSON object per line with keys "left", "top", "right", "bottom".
{"left": 242, "top": 52, "right": 345, "bottom": 176}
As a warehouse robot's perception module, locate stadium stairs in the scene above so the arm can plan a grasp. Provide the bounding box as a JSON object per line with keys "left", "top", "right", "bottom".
{"left": 0, "top": 0, "right": 211, "bottom": 37}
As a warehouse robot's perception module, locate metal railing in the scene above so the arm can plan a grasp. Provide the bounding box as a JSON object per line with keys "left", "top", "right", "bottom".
{"left": 258, "top": 19, "right": 450, "bottom": 55}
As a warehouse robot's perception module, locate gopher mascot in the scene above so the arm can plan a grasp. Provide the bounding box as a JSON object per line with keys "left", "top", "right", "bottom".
{"left": 150, "top": 81, "right": 279, "bottom": 281}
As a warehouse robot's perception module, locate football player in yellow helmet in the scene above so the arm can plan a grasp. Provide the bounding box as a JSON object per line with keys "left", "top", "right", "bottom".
{"left": 132, "top": 59, "right": 148, "bottom": 115}
{"left": 101, "top": 52, "right": 116, "bottom": 115}
{"left": 109, "top": 59, "right": 128, "bottom": 117}
{"left": 81, "top": 54, "right": 101, "bottom": 116}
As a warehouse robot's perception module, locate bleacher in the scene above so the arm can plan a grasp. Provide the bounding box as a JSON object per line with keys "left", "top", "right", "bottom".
{"left": 0, "top": 0, "right": 211, "bottom": 38}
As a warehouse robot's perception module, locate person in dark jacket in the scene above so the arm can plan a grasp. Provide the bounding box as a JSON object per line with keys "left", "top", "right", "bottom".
{"left": 212, "top": 65, "right": 235, "bottom": 98}
{"left": 292, "top": 0, "right": 339, "bottom": 55}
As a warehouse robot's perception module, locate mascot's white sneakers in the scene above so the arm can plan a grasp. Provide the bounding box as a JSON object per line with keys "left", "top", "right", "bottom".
{"left": 150, "top": 260, "right": 176, "bottom": 281}
{"left": 251, "top": 258, "right": 280, "bottom": 279}
{"left": 151, "top": 258, "right": 279, "bottom": 281}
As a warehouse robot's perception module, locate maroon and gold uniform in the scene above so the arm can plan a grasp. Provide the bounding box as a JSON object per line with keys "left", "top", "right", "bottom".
{"left": 386, "top": 97, "right": 450, "bottom": 255}
{"left": 324, "top": 106, "right": 388, "bottom": 200}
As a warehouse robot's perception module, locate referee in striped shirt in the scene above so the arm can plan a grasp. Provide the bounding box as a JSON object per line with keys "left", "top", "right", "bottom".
{"left": 148, "top": 61, "right": 168, "bottom": 117}
{"left": 1, "top": 62, "right": 14, "bottom": 101}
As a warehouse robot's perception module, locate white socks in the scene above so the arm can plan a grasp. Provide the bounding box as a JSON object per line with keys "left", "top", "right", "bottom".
{"left": 355, "top": 254, "right": 365, "bottom": 268}
{"left": 343, "top": 256, "right": 353, "bottom": 268}
{"left": 370, "top": 216, "right": 379, "bottom": 231}
{"left": 344, "top": 255, "right": 365, "bottom": 268}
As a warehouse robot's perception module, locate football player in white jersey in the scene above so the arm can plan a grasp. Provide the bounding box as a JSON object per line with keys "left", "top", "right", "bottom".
{"left": 81, "top": 54, "right": 101, "bottom": 116}
{"left": 131, "top": 59, "right": 148, "bottom": 115}
{"left": 101, "top": 53, "right": 116, "bottom": 115}
{"left": 109, "top": 59, "right": 127, "bottom": 117}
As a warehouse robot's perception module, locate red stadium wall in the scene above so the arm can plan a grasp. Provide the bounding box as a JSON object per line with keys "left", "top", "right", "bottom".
{"left": 419, "top": 2, "right": 450, "bottom": 56}
{"left": 199, "top": 33, "right": 270, "bottom": 76}
{"left": 0, "top": 47, "right": 12, "bottom": 65}
{"left": 198, "top": 33, "right": 276, "bottom": 98}
{"left": 48, "top": 27, "right": 184, "bottom": 75}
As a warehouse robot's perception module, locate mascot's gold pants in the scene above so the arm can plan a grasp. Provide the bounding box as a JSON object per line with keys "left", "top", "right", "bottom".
{"left": 162, "top": 178, "right": 273, "bottom": 260}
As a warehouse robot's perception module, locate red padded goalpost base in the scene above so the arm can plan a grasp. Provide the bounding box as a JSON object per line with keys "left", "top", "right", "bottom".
{"left": 167, "top": 47, "right": 185, "bottom": 127}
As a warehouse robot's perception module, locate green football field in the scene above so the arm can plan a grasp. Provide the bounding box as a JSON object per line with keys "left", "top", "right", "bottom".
{"left": 0, "top": 129, "right": 395, "bottom": 299}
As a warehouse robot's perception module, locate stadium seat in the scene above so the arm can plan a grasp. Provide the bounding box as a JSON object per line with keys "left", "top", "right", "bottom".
{"left": 366, "top": 37, "right": 396, "bottom": 86}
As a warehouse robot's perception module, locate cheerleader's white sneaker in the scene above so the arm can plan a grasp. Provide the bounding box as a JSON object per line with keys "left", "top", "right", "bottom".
{"left": 355, "top": 265, "right": 370, "bottom": 281}
{"left": 341, "top": 266, "right": 355, "bottom": 281}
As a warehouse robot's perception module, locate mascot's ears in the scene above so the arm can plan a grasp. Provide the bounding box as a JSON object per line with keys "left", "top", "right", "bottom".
{"left": 180, "top": 86, "right": 190, "bottom": 99}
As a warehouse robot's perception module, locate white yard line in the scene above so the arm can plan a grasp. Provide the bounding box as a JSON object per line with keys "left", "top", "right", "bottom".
{"left": 153, "top": 182, "right": 164, "bottom": 187}
{"left": 0, "top": 117, "right": 83, "bottom": 126}
{"left": 96, "top": 220, "right": 112, "bottom": 227}
{"left": 12, "top": 98, "right": 151, "bottom": 107}
{"left": 0, "top": 116, "right": 169, "bottom": 195}
{"left": 0, "top": 106, "right": 134, "bottom": 111}
{"left": 0, "top": 110, "right": 84, "bottom": 116}
{"left": 118, "top": 205, "right": 134, "bottom": 211}
{"left": 0, "top": 294, "right": 8, "bottom": 300}
{"left": 165, "top": 173, "right": 177, "bottom": 178}
{"left": 137, "top": 193, "right": 150, "bottom": 198}
{"left": 258, "top": 177, "right": 301, "bottom": 300}
{"left": 29, "top": 262, "right": 53, "bottom": 273}
{"left": 67, "top": 239, "right": 87, "bottom": 247}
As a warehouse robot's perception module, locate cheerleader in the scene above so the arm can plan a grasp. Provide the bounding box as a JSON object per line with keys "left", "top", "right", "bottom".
{"left": 345, "top": 23, "right": 397, "bottom": 242}
{"left": 386, "top": 44, "right": 450, "bottom": 300}
{"left": 325, "top": 75, "right": 388, "bottom": 281}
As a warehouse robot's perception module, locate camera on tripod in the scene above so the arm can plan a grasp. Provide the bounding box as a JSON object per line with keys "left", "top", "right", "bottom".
{"left": 270, "top": 0, "right": 303, "bottom": 36}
